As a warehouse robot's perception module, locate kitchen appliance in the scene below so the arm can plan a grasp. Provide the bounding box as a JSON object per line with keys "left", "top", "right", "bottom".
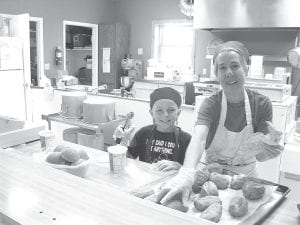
{"left": 73, "top": 34, "right": 91, "bottom": 48}
{"left": 146, "top": 66, "right": 175, "bottom": 81}
{"left": 244, "top": 83, "right": 292, "bottom": 102}
{"left": 0, "top": 36, "right": 26, "bottom": 120}
{"left": 193, "top": 81, "right": 221, "bottom": 96}
{"left": 194, "top": 80, "right": 292, "bottom": 102}
{"left": 120, "top": 58, "right": 142, "bottom": 93}
{"left": 120, "top": 76, "right": 135, "bottom": 91}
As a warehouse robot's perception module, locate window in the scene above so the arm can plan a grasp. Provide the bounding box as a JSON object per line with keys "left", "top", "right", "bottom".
{"left": 152, "top": 20, "right": 195, "bottom": 76}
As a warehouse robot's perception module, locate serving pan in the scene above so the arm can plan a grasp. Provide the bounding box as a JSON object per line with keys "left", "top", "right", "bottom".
{"left": 129, "top": 167, "right": 290, "bottom": 225}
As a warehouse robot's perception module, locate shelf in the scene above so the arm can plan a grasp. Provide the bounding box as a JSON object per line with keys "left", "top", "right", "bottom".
{"left": 42, "top": 113, "right": 126, "bottom": 133}
{"left": 67, "top": 47, "right": 92, "bottom": 51}
{"left": 263, "top": 55, "right": 288, "bottom": 62}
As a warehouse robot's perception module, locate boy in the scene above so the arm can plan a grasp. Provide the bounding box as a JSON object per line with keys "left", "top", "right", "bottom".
{"left": 113, "top": 87, "right": 191, "bottom": 171}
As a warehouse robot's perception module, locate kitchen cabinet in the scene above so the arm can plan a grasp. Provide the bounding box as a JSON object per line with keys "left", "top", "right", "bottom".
{"left": 99, "top": 23, "right": 130, "bottom": 92}
{"left": 195, "top": 95, "right": 297, "bottom": 183}
{"left": 280, "top": 141, "right": 300, "bottom": 202}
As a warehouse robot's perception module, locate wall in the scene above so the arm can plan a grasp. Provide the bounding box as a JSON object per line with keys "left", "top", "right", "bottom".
{"left": 114, "top": 0, "right": 187, "bottom": 74}
{"left": 0, "top": 0, "right": 115, "bottom": 72}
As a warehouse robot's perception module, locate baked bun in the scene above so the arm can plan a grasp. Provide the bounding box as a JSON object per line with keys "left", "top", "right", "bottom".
{"left": 242, "top": 180, "right": 265, "bottom": 200}
{"left": 46, "top": 152, "right": 65, "bottom": 165}
{"left": 209, "top": 172, "right": 231, "bottom": 189}
{"left": 200, "top": 181, "right": 219, "bottom": 197}
{"left": 230, "top": 174, "right": 247, "bottom": 190}
{"left": 200, "top": 203, "right": 222, "bottom": 223}
{"left": 194, "top": 196, "right": 221, "bottom": 211}
{"left": 192, "top": 169, "right": 210, "bottom": 193}
{"left": 78, "top": 149, "right": 89, "bottom": 160}
{"left": 60, "top": 147, "right": 80, "bottom": 163}
{"left": 53, "top": 144, "right": 67, "bottom": 152}
{"left": 229, "top": 196, "right": 248, "bottom": 217}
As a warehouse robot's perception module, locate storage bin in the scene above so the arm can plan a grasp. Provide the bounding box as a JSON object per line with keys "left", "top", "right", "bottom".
{"left": 63, "top": 127, "right": 80, "bottom": 144}
{"left": 77, "top": 128, "right": 103, "bottom": 150}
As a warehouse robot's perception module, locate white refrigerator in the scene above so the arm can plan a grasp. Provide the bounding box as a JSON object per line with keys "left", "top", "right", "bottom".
{"left": 0, "top": 36, "right": 27, "bottom": 120}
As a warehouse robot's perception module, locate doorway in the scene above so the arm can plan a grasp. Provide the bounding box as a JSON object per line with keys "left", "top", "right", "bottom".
{"left": 63, "top": 20, "right": 98, "bottom": 86}
{"left": 29, "top": 17, "right": 44, "bottom": 87}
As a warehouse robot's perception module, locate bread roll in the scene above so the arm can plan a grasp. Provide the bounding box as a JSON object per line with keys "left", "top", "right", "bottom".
{"left": 53, "top": 144, "right": 67, "bottom": 152}
{"left": 230, "top": 174, "right": 247, "bottom": 190}
{"left": 242, "top": 180, "right": 265, "bottom": 200}
{"left": 46, "top": 152, "right": 65, "bottom": 165}
{"left": 192, "top": 169, "right": 210, "bottom": 193}
{"left": 194, "top": 196, "right": 221, "bottom": 211}
{"left": 229, "top": 196, "right": 248, "bottom": 217}
{"left": 78, "top": 149, "right": 89, "bottom": 160}
{"left": 200, "top": 203, "right": 222, "bottom": 223}
{"left": 200, "top": 181, "right": 219, "bottom": 197}
{"left": 209, "top": 172, "right": 231, "bottom": 189}
{"left": 60, "top": 147, "right": 80, "bottom": 163}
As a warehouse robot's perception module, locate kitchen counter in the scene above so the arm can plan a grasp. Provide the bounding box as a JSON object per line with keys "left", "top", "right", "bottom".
{"left": 135, "top": 79, "right": 188, "bottom": 86}
{"left": 0, "top": 142, "right": 299, "bottom": 225}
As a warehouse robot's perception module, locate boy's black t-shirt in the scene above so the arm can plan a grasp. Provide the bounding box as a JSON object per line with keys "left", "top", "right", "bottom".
{"left": 128, "top": 125, "right": 191, "bottom": 164}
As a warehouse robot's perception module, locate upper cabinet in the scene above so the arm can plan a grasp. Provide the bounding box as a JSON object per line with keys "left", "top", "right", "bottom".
{"left": 194, "top": 0, "right": 300, "bottom": 29}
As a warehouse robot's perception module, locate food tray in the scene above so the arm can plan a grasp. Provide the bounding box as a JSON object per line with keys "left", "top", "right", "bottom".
{"left": 129, "top": 171, "right": 290, "bottom": 225}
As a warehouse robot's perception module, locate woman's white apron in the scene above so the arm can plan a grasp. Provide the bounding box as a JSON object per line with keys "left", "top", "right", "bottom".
{"left": 201, "top": 90, "right": 258, "bottom": 177}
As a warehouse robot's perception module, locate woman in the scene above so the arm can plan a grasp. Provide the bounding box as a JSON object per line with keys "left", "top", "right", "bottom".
{"left": 156, "top": 41, "right": 283, "bottom": 204}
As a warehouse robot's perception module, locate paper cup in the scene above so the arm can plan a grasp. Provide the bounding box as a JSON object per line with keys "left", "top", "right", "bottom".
{"left": 39, "top": 130, "right": 55, "bottom": 151}
{"left": 107, "top": 145, "right": 127, "bottom": 174}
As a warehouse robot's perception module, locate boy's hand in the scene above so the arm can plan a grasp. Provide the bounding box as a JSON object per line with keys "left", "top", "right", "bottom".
{"left": 113, "top": 124, "right": 135, "bottom": 146}
{"left": 154, "top": 160, "right": 182, "bottom": 172}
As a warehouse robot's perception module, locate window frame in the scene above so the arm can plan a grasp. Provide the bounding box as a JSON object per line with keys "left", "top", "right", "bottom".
{"left": 151, "top": 19, "right": 195, "bottom": 74}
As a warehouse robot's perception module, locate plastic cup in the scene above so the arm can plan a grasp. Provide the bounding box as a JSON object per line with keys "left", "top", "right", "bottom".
{"left": 107, "top": 145, "right": 127, "bottom": 174}
{"left": 39, "top": 130, "right": 55, "bottom": 151}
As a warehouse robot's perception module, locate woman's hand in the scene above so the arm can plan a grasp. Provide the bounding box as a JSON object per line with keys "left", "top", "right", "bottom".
{"left": 113, "top": 124, "right": 135, "bottom": 146}
{"left": 155, "top": 167, "right": 195, "bottom": 205}
{"left": 264, "top": 121, "right": 283, "bottom": 145}
{"left": 154, "top": 160, "right": 182, "bottom": 172}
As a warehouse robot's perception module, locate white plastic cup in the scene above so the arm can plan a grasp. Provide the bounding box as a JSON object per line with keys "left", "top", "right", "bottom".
{"left": 39, "top": 130, "right": 55, "bottom": 151}
{"left": 107, "top": 145, "right": 127, "bottom": 174}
